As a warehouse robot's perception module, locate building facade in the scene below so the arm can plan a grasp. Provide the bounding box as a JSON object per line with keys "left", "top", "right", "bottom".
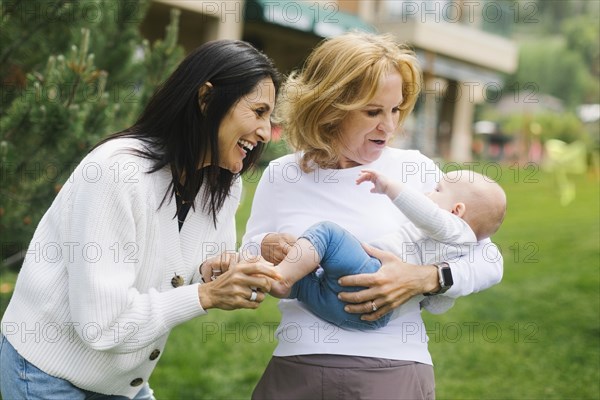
{"left": 142, "top": 0, "right": 517, "bottom": 161}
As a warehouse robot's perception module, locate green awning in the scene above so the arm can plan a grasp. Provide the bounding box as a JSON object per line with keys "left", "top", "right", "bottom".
{"left": 245, "top": 0, "right": 375, "bottom": 37}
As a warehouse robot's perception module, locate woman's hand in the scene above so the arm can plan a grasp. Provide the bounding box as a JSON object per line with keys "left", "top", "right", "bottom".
{"left": 198, "top": 256, "right": 281, "bottom": 310}
{"left": 261, "top": 233, "right": 297, "bottom": 264}
{"left": 337, "top": 243, "right": 439, "bottom": 321}
{"left": 200, "top": 252, "right": 238, "bottom": 283}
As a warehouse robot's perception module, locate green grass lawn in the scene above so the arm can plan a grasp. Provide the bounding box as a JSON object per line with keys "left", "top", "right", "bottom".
{"left": 1, "top": 165, "right": 599, "bottom": 399}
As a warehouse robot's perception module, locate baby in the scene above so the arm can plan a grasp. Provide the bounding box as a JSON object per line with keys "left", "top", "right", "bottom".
{"left": 269, "top": 169, "right": 507, "bottom": 330}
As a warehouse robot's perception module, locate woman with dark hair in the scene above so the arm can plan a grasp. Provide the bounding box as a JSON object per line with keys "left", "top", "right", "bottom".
{"left": 0, "top": 40, "right": 281, "bottom": 399}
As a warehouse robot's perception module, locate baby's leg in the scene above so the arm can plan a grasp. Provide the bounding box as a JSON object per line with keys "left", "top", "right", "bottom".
{"left": 292, "top": 222, "right": 384, "bottom": 329}
{"left": 302, "top": 221, "right": 382, "bottom": 279}
{"left": 270, "top": 238, "right": 321, "bottom": 298}
{"left": 272, "top": 221, "right": 370, "bottom": 298}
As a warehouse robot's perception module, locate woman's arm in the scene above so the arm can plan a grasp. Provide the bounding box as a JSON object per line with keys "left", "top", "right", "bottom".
{"left": 444, "top": 238, "right": 503, "bottom": 297}
{"left": 420, "top": 239, "right": 503, "bottom": 314}
{"left": 67, "top": 156, "right": 277, "bottom": 353}
{"left": 337, "top": 240, "right": 503, "bottom": 319}
{"left": 67, "top": 160, "right": 196, "bottom": 352}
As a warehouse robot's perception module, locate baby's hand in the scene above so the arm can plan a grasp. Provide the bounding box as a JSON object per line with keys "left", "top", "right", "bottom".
{"left": 356, "top": 169, "right": 401, "bottom": 199}
{"left": 357, "top": 169, "right": 388, "bottom": 194}
{"left": 268, "top": 277, "right": 293, "bottom": 299}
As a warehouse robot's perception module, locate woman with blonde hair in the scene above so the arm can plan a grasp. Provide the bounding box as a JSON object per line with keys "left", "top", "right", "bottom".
{"left": 244, "top": 32, "right": 503, "bottom": 398}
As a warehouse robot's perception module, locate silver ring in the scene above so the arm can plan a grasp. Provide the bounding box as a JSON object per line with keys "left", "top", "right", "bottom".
{"left": 249, "top": 289, "right": 258, "bottom": 302}
{"left": 371, "top": 301, "right": 378, "bottom": 312}
{"left": 211, "top": 269, "right": 222, "bottom": 281}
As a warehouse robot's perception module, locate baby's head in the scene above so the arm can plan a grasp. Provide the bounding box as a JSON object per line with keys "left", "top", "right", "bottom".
{"left": 428, "top": 170, "right": 506, "bottom": 240}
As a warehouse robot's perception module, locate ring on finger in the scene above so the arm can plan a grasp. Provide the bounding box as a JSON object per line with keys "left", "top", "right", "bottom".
{"left": 371, "top": 301, "right": 378, "bottom": 312}
{"left": 211, "top": 269, "right": 222, "bottom": 281}
{"left": 249, "top": 288, "right": 258, "bottom": 302}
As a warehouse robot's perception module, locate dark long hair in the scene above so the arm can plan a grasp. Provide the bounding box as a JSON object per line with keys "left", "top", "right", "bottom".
{"left": 96, "top": 40, "right": 280, "bottom": 223}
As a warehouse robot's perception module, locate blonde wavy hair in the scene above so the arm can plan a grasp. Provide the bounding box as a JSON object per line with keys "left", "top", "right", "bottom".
{"left": 275, "top": 31, "right": 422, "bottom": 171}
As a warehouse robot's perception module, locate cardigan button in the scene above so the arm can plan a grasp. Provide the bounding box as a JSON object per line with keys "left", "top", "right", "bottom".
{"left": 149, "top": 349, "right": 161, "bottom": 361}
{"left": 130, "top": 378, "right": 143, "bottom": 387}
{"left": 171, "top": 274, "right": 184, "bottom": 288}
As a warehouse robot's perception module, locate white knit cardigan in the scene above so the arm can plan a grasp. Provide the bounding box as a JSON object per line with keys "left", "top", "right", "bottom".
{"left": 1, "top": 138, "right": 241, "bottom": 397}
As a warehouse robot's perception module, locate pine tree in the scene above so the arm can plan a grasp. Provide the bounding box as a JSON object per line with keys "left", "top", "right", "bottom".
{"left": 0, "top": 1, "right": 184, "bottom": 268}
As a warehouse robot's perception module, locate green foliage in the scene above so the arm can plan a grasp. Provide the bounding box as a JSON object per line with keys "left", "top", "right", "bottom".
{"left": 510, "top": 1, "right": 592, "bottom": 40}
{"left": 530, "top": 0, "right": 592, "bottom": 34}
{"left": 500, "top": 111, "right": 590, "bottom": 144}
{"left": 257, "top": 139, "right": 290, "bottom": 168}
{"left": 1, "top": 1, "right": 84, "bottom": 99}
{"left": 490, "top": 15, "right": 598, "bottom": 141}
{"left": 561, "top": 14, "right": 600, "bottom": 79}
{"left": 134, "top": 9, "right": 183, "bottom": 113}
{"left": 0, "top": 1, "right": 184, "bottom": 266}
{"left": 506, "top": 38, "right": 591, "bottom": 108}
{"left": 502, "top": 1, "right": 599, "bottom": 113}
{"left": 0, "top": 0, "right": 145, "bottom": 112}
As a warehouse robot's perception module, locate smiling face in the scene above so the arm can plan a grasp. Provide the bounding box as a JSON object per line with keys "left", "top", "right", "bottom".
{"left": 216, "top": 78, "right": 276, "bottom": 173}
{"left": 336, "top": 70, "right": 404, "bottom": 169}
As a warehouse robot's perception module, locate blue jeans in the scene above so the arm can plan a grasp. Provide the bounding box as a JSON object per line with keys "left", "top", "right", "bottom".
{"left": 0, "top": 334, "right": 155, "bottom": 400}
{"left": 289, "top": 221, "right": 390, "bottom": 330}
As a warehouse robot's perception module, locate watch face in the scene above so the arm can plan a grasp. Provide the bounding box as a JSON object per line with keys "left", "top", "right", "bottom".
{"left": 441, "top": 267, "right": 454, "bottom": 287}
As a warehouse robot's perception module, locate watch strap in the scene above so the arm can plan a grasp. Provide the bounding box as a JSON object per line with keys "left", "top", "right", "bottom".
{"left": 423, "top": 261, "right": 453, "bottom": 296}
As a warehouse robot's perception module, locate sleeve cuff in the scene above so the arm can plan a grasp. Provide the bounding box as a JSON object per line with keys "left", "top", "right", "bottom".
{"left": 157, "top": 283, "right": 207, "bottom": 330}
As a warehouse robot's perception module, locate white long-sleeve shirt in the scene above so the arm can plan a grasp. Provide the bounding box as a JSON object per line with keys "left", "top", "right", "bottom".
{"left": 1, "top": 138, "right": 240, "bottom": 397}
{"left": 242, "top": 148, "right": 503, "bottom": 363}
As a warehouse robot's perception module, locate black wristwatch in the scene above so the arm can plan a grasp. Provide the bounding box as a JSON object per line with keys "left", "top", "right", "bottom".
{"left": 424, "top": 262, "right": 453, "bottom": 296}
